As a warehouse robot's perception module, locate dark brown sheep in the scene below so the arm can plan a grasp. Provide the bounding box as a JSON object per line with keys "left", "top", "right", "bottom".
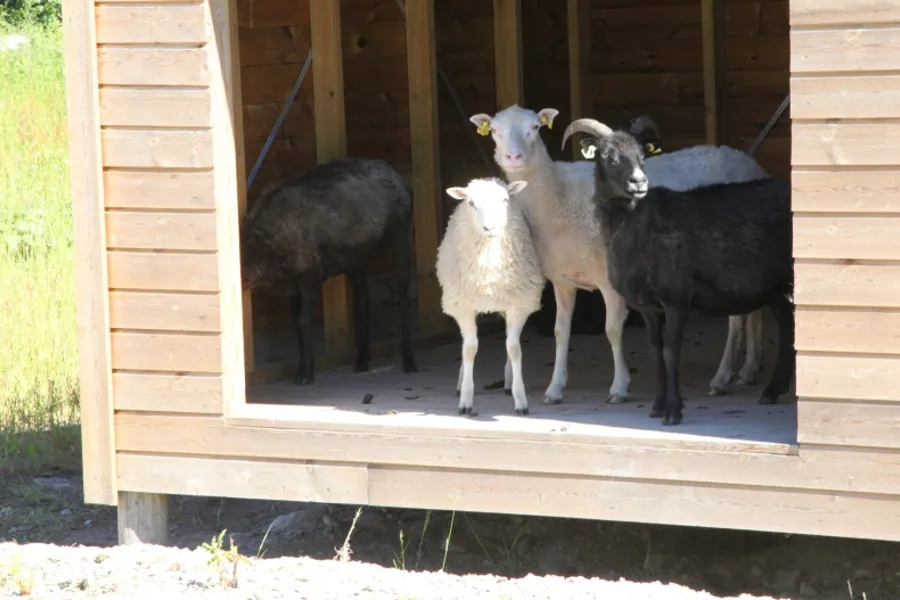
{"left": 240, "top": 157, "right": 418, "bottom": 385}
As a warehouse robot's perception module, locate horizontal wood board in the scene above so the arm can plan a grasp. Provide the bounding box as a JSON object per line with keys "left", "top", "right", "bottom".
{"left": 116, "top": 452, "right": 900, "bottom": 543}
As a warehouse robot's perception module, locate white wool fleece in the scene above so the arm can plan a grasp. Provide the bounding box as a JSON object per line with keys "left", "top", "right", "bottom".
{"left": 436, "top": 180, "right": 545, "bottom": 320}
{"left": 645, "top": 145, "right": 769, "bottom": 192}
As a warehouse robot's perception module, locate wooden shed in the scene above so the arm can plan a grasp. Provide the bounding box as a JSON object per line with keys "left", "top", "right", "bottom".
{"left": 61, "top": 0, "right": 900, "bottom": 546}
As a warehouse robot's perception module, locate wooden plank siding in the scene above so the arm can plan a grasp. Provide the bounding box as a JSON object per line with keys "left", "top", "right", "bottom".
{"left": 93, "top": 0, "right": 248, "bottom": 419}
{"left": 790, "top": 1, "right": 900, "bottom": 456}
{"left": 113, "top": 411, "right": 900, "bottom": 542}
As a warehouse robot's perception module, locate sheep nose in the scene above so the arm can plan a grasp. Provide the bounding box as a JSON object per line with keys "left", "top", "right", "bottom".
{"left": 629, "top": 173, "right": 648, "bottom": 186}
{"left": 505, "top": 152, "right": 522, "bottom": 161}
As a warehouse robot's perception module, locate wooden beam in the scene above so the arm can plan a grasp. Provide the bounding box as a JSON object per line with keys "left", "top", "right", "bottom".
{"left": 61, "top": 0, "right": 117, "bottom": 506}
{"left": 218, "top": 0, "right": 253, "bottom": 374}
{"left": 701, "top": 0, "right": 727, "bottom": 145}
{"left": 309, "top": 0, "right": 353, "bottom": 353}
{"left": 117, "top": 492, "right": 168, "bottom": 545}
{"left": 406, "top": 0, "right": 443, "bottom": 332}
{"left": 493, "top": 0, "right": 524, "bottom": 109}
{"left": 207, "top": 0, "right": 248, "bottom": 411}
{"left": 567, "top": 0, "right": 592, "bottom": 160}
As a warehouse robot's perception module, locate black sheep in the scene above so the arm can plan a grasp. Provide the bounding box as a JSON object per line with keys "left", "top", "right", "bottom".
{"left": 561, "top": 118, "right": 795, "bottom": 426}
{"left": 240, "top": 157, "right": 418, "bottom": 385}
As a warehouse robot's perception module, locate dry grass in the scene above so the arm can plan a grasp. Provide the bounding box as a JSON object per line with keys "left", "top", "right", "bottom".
{"left": 0, "top": 22, "right": 80, "bottom": 475}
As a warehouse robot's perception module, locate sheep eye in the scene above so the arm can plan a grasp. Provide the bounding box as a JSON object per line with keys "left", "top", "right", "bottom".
{"left": 531, "top": 124, "right": 540, "bottom": 131}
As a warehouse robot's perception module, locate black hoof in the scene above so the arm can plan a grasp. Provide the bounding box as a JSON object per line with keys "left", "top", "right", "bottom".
{"left": 504, "top": 388, "right": 512, "bottom": 396}
{"left": 294, "top": 374, "right": 314, "bottom": 386}
{"left": 458, "top": 406, "right": 476, "bottom": 416}
{"left": 758, "top": 394, "right": 777, "bottom": 405}
{"left": 663, "top": 413, "right": 683, "bottom": 426}
{"left": 402, "top": 358, "right": 419, "bottom": 373}
{"left": 354, "top": 360, "right": 370, "bottom": 374}
{"left": 515, "top": 408, "right": 529, "bottom": 416}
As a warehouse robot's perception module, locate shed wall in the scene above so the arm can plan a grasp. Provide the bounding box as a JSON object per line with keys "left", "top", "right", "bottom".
{"left": 94, "top": 0, "right": 241, "bottom": 417}
{"left": 790, "top": 1, "right": 900, "bottom": 451}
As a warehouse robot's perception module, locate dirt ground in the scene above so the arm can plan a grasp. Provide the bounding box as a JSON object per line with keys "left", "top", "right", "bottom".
{"left": 0, "top": 471, "right": 898, "bottom": 599}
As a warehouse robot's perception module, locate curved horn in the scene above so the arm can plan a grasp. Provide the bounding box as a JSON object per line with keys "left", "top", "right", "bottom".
{"left": 561, "top": 118, "right": 615, "bottom": 151}
{"left": 629, "top": 115, "right": 659, "bottom": 140}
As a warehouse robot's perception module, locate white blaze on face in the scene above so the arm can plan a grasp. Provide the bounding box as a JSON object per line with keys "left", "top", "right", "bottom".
{"left": 626, "top": 164, "right": 650, "bottom": 199}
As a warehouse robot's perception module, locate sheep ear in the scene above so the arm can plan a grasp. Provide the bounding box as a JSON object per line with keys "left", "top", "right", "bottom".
{"left": 506, "top": 180, "right": 528, "bottom": 196}
{"left": 446, "top": 187, "right": 469, "bottom": 201}
{"left": 538, "top": 108, "right": 560, "bottom": 130}
{"left": 579, "top": 138, "right": 598, "bottom": 160}
{"left": 469, "top": 113, "right": 492, "bottom": 136}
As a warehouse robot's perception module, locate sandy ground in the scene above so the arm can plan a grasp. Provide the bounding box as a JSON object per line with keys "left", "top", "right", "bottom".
{"left": 0, "top": 473, "right": 897, "bottom": 599}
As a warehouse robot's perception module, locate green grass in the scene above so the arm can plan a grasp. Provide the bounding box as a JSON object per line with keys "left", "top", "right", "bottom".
{"left": 0, "top": 21, "right": 81, "bottom": 475}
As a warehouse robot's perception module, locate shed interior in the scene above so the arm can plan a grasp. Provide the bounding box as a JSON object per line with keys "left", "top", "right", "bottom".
{"left": 236, "top": 0, "right": 795, "bottom": 446}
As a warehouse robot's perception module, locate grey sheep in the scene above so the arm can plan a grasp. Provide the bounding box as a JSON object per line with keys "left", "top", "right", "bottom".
{"left": 240, "top": 157, "right": 418, "bottom": 385}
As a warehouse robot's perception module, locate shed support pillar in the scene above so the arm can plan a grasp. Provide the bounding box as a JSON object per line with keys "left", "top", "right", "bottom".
{"left": 701, "top": 0, "right": 727, "bottom": 145}
{"left": 493, "top": 0, "right": 524, "bottom": 109}
{"left": 567, "top": 0, "right": 592, "bottom": 160}
{"left": 310, "top": 0, "right": 353, "bottom": 354}
{"left": 117, "top": 492, "right": 169, "bottom": 545}
{"left": 406, "top": 0, "right": 443, "bottom": 333}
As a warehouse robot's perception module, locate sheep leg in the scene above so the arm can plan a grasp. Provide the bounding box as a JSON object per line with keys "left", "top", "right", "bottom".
{"left": 543, "top": 284, "right": 576, "bottom": 405}
{"left": 348, "top": 271, "right": 371, "bottom": 373}
{"left": 504, "top": 308, "right": 530, "bottom": 415}
{"left": 392, "top": 213, "right": 418, "bottom": 373}
{"left": 597, "top": 282, "right": 632, "bottom": 403}
{"left": 291, "top": 274, "right": 317, "bottom": 385}
{"left": 641, "top": 310, "right": 668, "bottom": 419}
{"left": 454, "top": 312, "right": 479, "bottom": 416}
{"left": 709, "top": 315, "right": 745, "bottom": 395}
{"left": 504, "top": 356, "right": 513, "bottom": 395}
{"left": 737, "top": 309, "right": 765, "bottom": 385}
{"left": 500, "top": 310, "right": 513, "bottom": 395}
{"left": 661, "top": 303, "right": 689, "bottom": 426}
{"left": 759, "top": 294, "right": 795, "bottom": 405}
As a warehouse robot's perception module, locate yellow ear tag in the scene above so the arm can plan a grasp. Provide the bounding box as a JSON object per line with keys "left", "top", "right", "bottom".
{"left": 581, "top": 145, "right": 596, "bottom": 159}
{"left": 645, "top": 142, "right": 662, "bottom": 155}
{"left": 477, "top": 121, "right": 490, "bottom": 136}
{"left": 540, "top": 114, "right": 553, "bottom": 129}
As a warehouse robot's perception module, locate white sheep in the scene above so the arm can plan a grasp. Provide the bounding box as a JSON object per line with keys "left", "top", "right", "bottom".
{"left": 435, "top": 177, "right": 545, "bottom": 416}
{"left": 629, "top": 115, "right": 770, "bottom": 395}
{"left": 469, "top": 104, "right": 772, "bottom": 405}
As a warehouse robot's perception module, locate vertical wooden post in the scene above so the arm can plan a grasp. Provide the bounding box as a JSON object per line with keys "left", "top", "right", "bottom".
{"left": 62, "top": 0, "right": 117, "bottom": 505}
{"left": 309, "top": 0, "right": 353, "bottom": 353}
{"left": 406, "top": 0, "right": 443, "bottom": 332}
{"left": 208, "top": 0, "right": 248, "bottom": 411}
{"left": 493, "top": 0, "right": 524, "bottom": 109}
{"left": 118, "top": 492, "right": 169, "bottom": 545}
{"left": 225, "top": 0, "right": 253, "bottom": 374}
{"left": 567, "top": 0, "right": 592, "bottom": 160}
{"left": 701, "top": 0, "right": 727, "bottom": 145}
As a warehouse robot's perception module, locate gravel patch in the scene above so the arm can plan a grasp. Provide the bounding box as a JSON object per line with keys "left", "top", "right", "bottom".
{"left": 0, "top": 541, "right": 783, "bottom": 600}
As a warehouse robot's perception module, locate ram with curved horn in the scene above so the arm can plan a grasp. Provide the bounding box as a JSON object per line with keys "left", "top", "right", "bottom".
{"left": 564, "top": 122, "right": 795, "bottom": 426}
